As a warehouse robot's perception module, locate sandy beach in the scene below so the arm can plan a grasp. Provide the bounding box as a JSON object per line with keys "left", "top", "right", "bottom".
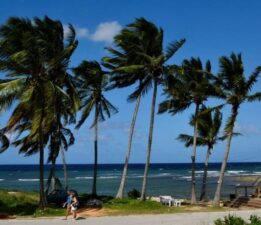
{"left": 0, "top": 209, "right": 261, "bottom": 225}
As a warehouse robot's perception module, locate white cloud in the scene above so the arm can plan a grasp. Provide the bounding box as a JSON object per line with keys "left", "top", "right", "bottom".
{"left": 64, "top": 21, "right": 122, "bottom": 43}
{"left": 89, "top": 21, "right": 122, "bottom": 43}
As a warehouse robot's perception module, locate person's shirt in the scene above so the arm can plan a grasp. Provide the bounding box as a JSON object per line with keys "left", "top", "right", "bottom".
{"left": 66, "top": 195, "right": 72, "bottom": 205}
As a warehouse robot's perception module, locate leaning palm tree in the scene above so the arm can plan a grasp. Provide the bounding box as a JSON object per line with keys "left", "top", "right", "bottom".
{"left": 159, "top": 58, "right": 218, "bottom": 204}
{"left": 104, "top": 18, "right": 185, "bottom": 201}
{"left": 0, "top": 17, "right": 51, "bottom": 208}
{"left": 213, "top": 53, "right": 261, "bottom": 206}
{"left": 178, "top": 107, "right": 226, "bottom": 201}
{"left": 34, "top": 17, "right": 79, "bottom": 193}
{"left": 73, "top": 60, "right": 118, "bottom": 197}
{"left": 102, "top": 32, "right": 146, "bottom": 199}
{"left": 0, "top": 16, "right": 78, "bottom": 208}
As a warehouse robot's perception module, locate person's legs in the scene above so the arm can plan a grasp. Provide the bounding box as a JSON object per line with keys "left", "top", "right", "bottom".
{"left": 73, "top": 209, "right": 77, "bottom": 219}
{"left": 65, "top": 205, "right": 71, "bottom": 219}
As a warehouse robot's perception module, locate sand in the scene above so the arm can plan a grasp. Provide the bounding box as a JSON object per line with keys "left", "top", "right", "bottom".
{"left": 0, "top": 209, "right": 261, "bottom": 225}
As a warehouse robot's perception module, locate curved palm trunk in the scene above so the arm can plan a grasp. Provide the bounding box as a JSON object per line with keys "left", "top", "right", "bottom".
{"left": 141, "top": 80, "right": 157, "bottom": 201}
{"left": 213, "top": 107, "right": 238, "bottom": 206}
{"left": 213, "top": 133, "right": 233, "bottom": 205}
{"left": 61, "top": 146, "right": 68, "bottom": 190}
{"left": 92, "top": 103, "right": 99, "bottom": 197}
{"left": 46, "top": 157, "right": 56, "bottom": 194}
{"left": 200, "top": 146, "right": 212, "bottom": 201}
{"left": 39, "top": 127, "right": 47, "bottom": 208}
{"left": 191, "top": 104, "right": 200, "bottom": 205}
{"left": 116, "top": 95, "right": 141, "bottom": 199}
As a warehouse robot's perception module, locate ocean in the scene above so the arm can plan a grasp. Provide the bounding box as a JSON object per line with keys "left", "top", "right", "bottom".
{"left": 0, "top": 163, "right": 260, "bottom": 199}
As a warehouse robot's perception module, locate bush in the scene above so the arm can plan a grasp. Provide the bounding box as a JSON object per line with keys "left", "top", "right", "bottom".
{"left": 215, "top": 215, "right": 245, "bottom": 225}
{"left": 214, "top": 215, "right": 261, "bottom": 225}
{"left": 127, "top": 189, "right": 141, "bottom": 199}
{"left": 249, "top": 215, "right": 261, "bottom": 225}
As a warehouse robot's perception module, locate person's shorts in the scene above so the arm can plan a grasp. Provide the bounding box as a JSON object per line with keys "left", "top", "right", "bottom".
{"left": 71, "top": 206, "right": 77, "bottom": 211}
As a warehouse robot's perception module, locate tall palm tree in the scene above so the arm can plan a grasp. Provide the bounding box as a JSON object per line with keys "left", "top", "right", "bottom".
{"left": 103, "top": 32, "right": 144, "bottom": 199}
{"left": 213, "top": 53, "right": 261, "bottom": 206}
{"left": 73, "top": 60, "right": 118, "bottom": 197}
{"left": 0, "top": 16, "right": 78, "bottom": 208}
{"left": 34, "top": 17, "right": 79, "bottom": 193}
{"left": 177, "top": 107, "right": 226, "bottom": 201}
{"left": 104, "top": 18, "right": 185, "bottom": 201}
{"left": 159, "top": 57, "right": 217, "bottom": 204}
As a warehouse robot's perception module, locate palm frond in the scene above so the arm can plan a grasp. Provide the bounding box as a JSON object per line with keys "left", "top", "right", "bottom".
{"left": 165, "top": 39, "right": 186, "bottom": 62}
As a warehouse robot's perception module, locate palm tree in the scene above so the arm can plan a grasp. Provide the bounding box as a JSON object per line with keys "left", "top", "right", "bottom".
{"left": 104, "top": 18, "right": 185, "bottom": 201}
{"left": 34, "top": 17, "right": 79, "bottom": 193}
{"left": 159, "top": 57, "right": 217, "bottom": 204}
{"left": 73, "top": 60, "right": 118, "bottom": 197}
{"left": 213, "top": 53, "right": 261, "bottom": 206}
{"left": 177, "top": 107, "right": 226, "bottom": 201}
{"left": 103, "top": 32, "right": 144, "bottom": 199}
{"left": 0, "top": 16, "right": 78, "bottom": 208}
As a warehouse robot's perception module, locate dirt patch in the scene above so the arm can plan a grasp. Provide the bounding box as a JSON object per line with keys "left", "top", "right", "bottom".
{"left": 77, "top": 207, "right": 117, "bottom": 217}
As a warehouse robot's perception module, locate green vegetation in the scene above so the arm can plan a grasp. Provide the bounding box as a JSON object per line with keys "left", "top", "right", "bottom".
{"left": 104, "top": 198, "right": 224, "bottom": 215}
{"left": 0, "top": 190, "right": 64, "bottom": 217}
{"left": 0, "top": 190, "right": 226, "bottom": 217}
{"left": 0, "top": 190, "right": 38, "bottom": 216}
{"left": 215, "top": 215, "right": 261, "bottom": 225}
{"left": 127, "top": 188, "right": 141, "bottom": 199}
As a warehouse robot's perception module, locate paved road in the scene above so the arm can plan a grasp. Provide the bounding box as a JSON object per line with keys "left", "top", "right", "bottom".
{"left": 0, "top": 209, "right": 261, "bottom": 225}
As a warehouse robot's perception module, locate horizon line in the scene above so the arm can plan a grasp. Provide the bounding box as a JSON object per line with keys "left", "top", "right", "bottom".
{"left": 0, "top": 161, "right": 261, "bottom": 166}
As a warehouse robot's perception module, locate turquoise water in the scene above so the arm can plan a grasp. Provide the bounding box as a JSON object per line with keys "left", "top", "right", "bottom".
{"left": 0, "top": 163, "right": 260, "bottom": 199}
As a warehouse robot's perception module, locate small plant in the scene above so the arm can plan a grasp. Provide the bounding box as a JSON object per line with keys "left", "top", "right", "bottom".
{"left": 127, "top": 189, "right": 141, "bottom": 199}
{"left": 215, "top": 215, "right": 245, "bottom": 225}
{"left": 249, "top": 215, "right": 261, "bottom": 225}
{"left": 214, "top": 215, "right": 261, "bottom": 225}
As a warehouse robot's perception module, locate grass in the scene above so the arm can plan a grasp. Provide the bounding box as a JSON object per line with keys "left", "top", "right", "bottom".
{"left": 103, "top": 198, "right": 225, "bottom": 215}
{"left": 0, "top": 190, "right": 225, "bottom": 218}
{"left": 0, "top": 190, "right": 64, "bottom": 217}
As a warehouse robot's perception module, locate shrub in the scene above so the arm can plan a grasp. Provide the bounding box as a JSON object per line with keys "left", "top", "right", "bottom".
{"left": 249, "top": 215, "right": 261, "bottom": 225}
{"left": 214, "top": 215, "right": 261, "bottom": 225}
{"left": 127, "top": 189, "right": 141, "bottom": 199}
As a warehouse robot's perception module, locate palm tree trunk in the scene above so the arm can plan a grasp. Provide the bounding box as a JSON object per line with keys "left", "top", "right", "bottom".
{"left": 116, "top": 95, "right": 141, "bottom": 199}
{"left": 200, "top": 146, "right": 212, "bottom": 201}
{"left": 213, "top": 132, "right": 233, "bottom": 206}
{"left": 191, "top": 104, "right": 200, "bottom": 205}
{"left": 39, "top": 127, "right": 47, "bottom": 209}
{"left": 141, "top": 80, "right": 157, "bottom": 201}
{"left": 61, "top": 146, "right": 68, "bottom": 190}
{"left": 213, "top": 107, "right": 238, "bottom": 206}
{"left": 92, "top": 103, "right": 99, "bottom": 197}
{"left": 45, "top": 157, "right": 56, "bottom": 194}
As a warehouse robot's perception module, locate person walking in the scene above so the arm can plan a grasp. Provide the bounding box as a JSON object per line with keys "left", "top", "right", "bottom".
{"left": 71, "top": 193, "right": 79, "bottom": 220}
{"left": 63, "top": 191, "right": 72, "bottom": 220}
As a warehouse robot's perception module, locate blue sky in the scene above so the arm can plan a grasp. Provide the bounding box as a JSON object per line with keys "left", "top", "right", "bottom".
{"left": 0, "top": 0, "right": 260, "bottom": 164}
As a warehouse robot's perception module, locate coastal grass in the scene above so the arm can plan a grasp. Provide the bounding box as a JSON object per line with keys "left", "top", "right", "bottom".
{"left": 103, "top": 198, "right": 225, "bottom": 215}
{"left": 0, "top": 190, "right": 64, "bottom": 217}
{"left": 0, "top": 190, "right": 225, "bottom": 217}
